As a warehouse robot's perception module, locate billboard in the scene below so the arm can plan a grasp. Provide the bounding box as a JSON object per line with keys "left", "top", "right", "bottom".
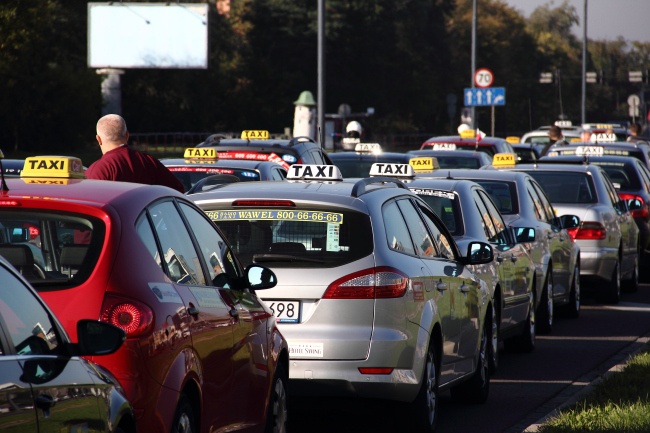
{"left": 88, "top": 3, "right": 208, "bottom": 69}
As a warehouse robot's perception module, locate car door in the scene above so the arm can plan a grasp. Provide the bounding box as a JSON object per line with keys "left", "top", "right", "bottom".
{"left": 145, "top": 199, "right": 236, "bottom": 430}
{"left": 0, "top": 263, "right": 108, "bottom": 433}
{"left": 602, "top": 172, "right": 638, "bottom": 274}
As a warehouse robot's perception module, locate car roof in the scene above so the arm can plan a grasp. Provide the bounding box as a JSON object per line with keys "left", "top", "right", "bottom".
{"left": 540, "top": 155, "right": 639, "bottom": 165}
{"left": 420, "top": 167, "right": 532, "bottom": 182}
{"left": 160, "top": 157, "right": 284, "bottom": 169}
{"left": 328, "top": 151, "right": 412, "bottom": 162}
{"left": 423, "top": 135, "right": 509, "bottom": 145}
{"left": 407, "top": 149, "right": 489, "bottom": 159}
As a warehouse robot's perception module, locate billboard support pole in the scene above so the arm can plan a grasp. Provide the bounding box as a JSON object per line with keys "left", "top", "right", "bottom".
{"left": 97, "top": 68, "right": 124, "bottom": 116}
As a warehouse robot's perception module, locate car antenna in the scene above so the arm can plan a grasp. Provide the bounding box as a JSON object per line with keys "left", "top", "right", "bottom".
{"left": 318, "top": 124, "right": 324, "bottom": 150}
{"left": 446, "top": 170, "right": 453, "bottom": 180}
{"left": 0, "top": 150, "right": 8, "bottom": 193}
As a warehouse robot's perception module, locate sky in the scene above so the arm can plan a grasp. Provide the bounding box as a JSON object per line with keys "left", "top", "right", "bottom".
{"left": 500, "top": 0, "right": 650, "bottom": 42}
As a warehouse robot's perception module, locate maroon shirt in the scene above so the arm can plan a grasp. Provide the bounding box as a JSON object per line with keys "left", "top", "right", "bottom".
{"left": 85, "top": 145, "right": 184, "bottom": 193}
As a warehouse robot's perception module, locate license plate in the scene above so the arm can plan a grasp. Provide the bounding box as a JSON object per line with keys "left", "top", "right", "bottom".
{"left": 267, "top": 300, "right": 301, "bottom": 323}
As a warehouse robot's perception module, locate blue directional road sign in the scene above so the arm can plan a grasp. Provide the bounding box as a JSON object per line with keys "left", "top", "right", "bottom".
{"left": 464, "top": 87, "right": 506, "bottom": 106}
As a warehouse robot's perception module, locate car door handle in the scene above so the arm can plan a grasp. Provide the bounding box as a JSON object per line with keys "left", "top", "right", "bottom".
{"left": 496, "top": 255, "right": 504, "bottom": 263}
{"left": 459, "top": 283, "right": 470, "bottom": 293}
{"left": 436, "top": 281, "right": 448, "bottom": 291}
{"left": 510, "top": 255, "right": 517, "bottom": 263}
{"left": 187, "top": 307, "right": 199, "bottom": 316}
{"left": 229, "top": 308, "right": 239, "bottom": 318}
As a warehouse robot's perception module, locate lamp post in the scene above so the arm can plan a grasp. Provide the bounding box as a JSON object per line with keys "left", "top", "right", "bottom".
{"left": 318, "top": 0, "right": 326, "bottom": 148}
{"left": 581, "top": 0, "right": 587, "bottom": 124}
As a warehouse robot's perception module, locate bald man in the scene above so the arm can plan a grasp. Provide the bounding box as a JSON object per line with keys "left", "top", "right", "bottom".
{"left": 85, "top": 114, "right": 184, "bottom": 193}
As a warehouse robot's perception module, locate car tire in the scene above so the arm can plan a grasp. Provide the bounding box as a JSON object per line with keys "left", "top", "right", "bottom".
{"left": 449, "top": 321, "right": 490, "bottom": 404}
{"left": 265, "top": 363, "right": 288, "bottom": 433}
{"left": 536, "top": 269, "right": 553, "bottom": 335}
{"left": 504, "top": 292, "right": 536, "bottom": 353}
{"left": 488, "top": 302, "right": 499, "bottom": 374}
{"left": 602, "top": 259, "right": 621, "bottom": 304}
{"left": 172, "top": 394, "right": 196, "bottom": 433}
{"left": 561, "top": 263, "right": 581, "bottom": 319}
{"left": 623, "top": 251, "right": 639, "bottom": 293}
{"left": 409, "top": 340, "right": 440, "bottom": 432}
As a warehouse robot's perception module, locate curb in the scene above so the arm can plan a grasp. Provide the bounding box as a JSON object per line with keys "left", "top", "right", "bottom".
{"left": 519, "top": 334, "right": 650, "bottom": 432}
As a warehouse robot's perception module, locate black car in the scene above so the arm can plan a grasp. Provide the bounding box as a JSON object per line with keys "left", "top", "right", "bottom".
{"left": 196, "top": 130, "right": 333, "bottom": 167}
{"left": 407, "top": 149, "right": 492, "bottom": 169}
{"left": 329, "top": 144, "right": 415, "bottom": 178}
{"left": 0, "top": 254, "right": 134, "bottom": 432}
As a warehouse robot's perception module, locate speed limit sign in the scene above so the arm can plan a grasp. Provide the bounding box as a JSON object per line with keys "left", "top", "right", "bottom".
{"left": 475, "top": 68, "right": 494, "bottom": 88}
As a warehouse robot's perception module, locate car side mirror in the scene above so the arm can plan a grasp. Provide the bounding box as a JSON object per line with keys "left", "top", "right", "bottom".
{"left": 75, "top": 320, "right": 126, "bottom": 356}
{"left": 467, "top": 241, "right": 493, "bottom": 265}
{"left": 513, "top": 226, "right": 536, "bottom": 243}
{"left": 627, "top": 198, "right": 643, "bottom": 212}
{"left": 246, "top": 264, "right": 277, "bottom": 290}
{"left": 557, "top": 214, "right": 580, "bottom": 229}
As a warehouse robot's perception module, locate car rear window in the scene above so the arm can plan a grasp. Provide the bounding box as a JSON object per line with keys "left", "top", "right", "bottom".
{"left": 204, "top": 208, "right": 373, "bottom": 268}
{"left": 434, "top": 155, "right": 483, "bottom": 169}
{"left": 168, "top": 166, "right": 260, "bottom": 190}
{"left": 524, "top": 171, "right": 598, "bottom": 204}
{"left": 596, "top": 164, "right": 641, "bottom": 190}
{"left": 0, "top": 210, "right": 104, "bottom": 287}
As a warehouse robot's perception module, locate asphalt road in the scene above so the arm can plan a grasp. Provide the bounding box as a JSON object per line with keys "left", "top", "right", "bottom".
{"left": 288, "top": 283, "right": 650, "bottom": 433}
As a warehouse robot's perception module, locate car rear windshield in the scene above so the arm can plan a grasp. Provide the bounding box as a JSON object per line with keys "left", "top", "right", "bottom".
{"left": 594, "top": 163, "right": 642, "bottom": 190}
{"left": 0, "top": 210, "right": 104, "bottom": 287}
{"left": 204, "top": 208, "right": 373, "bottom": 268}
{"left": 524, "top": 171, "right": 598, "bottom": 204}
{"left": 168, "top": 167, "right": 260, "bottom": 190}
{"left": 472, "top": 180, "right": 519, "bottom": 215}
{"left": 434, "top": 155, "right": 483, "bottom": 169}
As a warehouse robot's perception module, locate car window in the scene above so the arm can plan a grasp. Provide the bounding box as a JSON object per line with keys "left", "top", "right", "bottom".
{"left": 396, "top": 198, "right": 436, "bottom": 258}
{"left": 525, "top": 180, "right": 545, "bottom": 221}
{"left": 0, "top": 264, "right": 61, "bottom": 357}
{"left": 637, "top": 162, "right": 650, "bottom": 192}
{"left": 599, "top": 164, "right": 641, "bottom": 190}
{"left": 146, "top": 200, "right": 206, "bottom": 285}
{"left": 383, "top": 200, "right": 416, "bottom": 255}
{"left": 531, "top": 181, "right": 557, "bottom": 224}
{"left": 601, "top": 172, "right": 622, "bottom": 209}
{"left": 271, "top": 168, "right": 286, "bottom": 181}
{"left": 473, "top": 180, "right": 518, "bottom": 214}
{"left": 205, "top": 207, "right": 373, "bottom": 268}
{"left": 178, "top": 202, "right": 241, "bottom": 287}
{"left": 413, "top": 189, "right": 462, "bottom": 236}
{"left": 476, "top": 190, "right": 509, "bottom": 246}
{"left": 471, "top": 189, "right": 496, "bottom": 241}
{"left": 416, "top": 202, "right": 455, "bottom": 260}
{"left": 525, "top": 171, "right": 598, "bottom": 204}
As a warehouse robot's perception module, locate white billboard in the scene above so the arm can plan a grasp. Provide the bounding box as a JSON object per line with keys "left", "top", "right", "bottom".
{"left": 88, "top": 3, "right": 208, "bottom": 69}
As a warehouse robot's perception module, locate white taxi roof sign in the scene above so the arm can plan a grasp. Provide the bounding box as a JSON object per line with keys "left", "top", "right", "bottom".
{"left": 409, "top": 157, "right": 439, "bottom": 173}
{"left": 369, "top": 163, "right": 415, "bottom": 178}
{"left": 554, "top": 120, "right": 573, "bottom": 127}
{"left": 431, "top": 143, "right": 456, "bottom": 151}
{"left": 287, "top": 164, "right": 343, "bottom": 181}
{"left": 354, "top": 142, "right": 382, "bottom": 154}
{"left": 590, "top": 133, "right": 617, "bottom": 143}
{"left": 21, "top": 156, "right": 85, "bottom": 179}
{"left": 575, "top": 146, "right": 604, "bottom": 156}
{"left": 459, "top": 129, "right": 476, "bottom": 139}
{"left": 241, "top": 130, "right": 270, "bottom": 140}
{"left": 492, "top": 153, "right": 517, "bottom": 167}
{"left": 184, "top": 147, "right": 218, "bottom": 159}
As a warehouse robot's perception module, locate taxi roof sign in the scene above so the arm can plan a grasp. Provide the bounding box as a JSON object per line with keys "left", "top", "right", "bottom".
{"left": 21, "top": 156, "right": 85, "bottom": 179}
{"left": 241, "top": 130, "right": 270, "bottom": 140}
{"left": 184, "top": 147, "right": 218, "bottom": 159}
{"left": 590, "top": 133, "right": 617, "bottom": 143}
{"left": 409, "top": 157, "right": 439, "bottom": 173}
{"left": 287, "top": 164, "right": 343, "bottom": 181}
{"left": 354, "top": 142, "right": 382, "bottom": 154}
{"left": 575, "top": 146, "right": 604, "bottom": 156}
{"left": 369, "top": 163, "right": 415, "bottom": 178}
{"left": 459, "top": 129, "right": 476, "bottom": 139}
{"left": 505, "top": 136, "right": 520, "bottom": 144}
{"left": 492, "top": 153, "right": 517, "bottom": 167}
{"left": 431, "top": 143, "right": 456, "bottom": 151}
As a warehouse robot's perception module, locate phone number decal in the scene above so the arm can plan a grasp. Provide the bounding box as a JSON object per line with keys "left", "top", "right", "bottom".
{"left": 206, "top": 209, "right": 343, "bottom": 224}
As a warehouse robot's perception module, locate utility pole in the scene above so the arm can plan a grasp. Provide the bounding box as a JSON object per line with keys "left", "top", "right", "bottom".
{"left": 581, "top": 0, "right": 588, "bottom": 124}
{"left": 471, "top": 0, "right": 477, "bottom": 129}
{"left": 318, "top": 0, "right": 326, "bottom": 148}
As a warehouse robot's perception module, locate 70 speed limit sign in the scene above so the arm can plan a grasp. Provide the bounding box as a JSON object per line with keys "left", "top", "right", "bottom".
{"left": 475, "top": 68, "right": 494, "bottom": 88}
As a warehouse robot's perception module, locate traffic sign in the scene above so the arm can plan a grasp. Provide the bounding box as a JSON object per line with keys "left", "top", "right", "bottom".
{"left": 464, "top": 87, "right": 505, "bottom": 106}
{"left": 628, "top": 94, "right": 640, "bottom": 117}
{"left": 474, "top": 68, "right": 494, "bottom": 88}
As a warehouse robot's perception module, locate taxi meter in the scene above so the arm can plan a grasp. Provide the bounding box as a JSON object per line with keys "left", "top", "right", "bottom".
{"left": 287, "top": 164, "right": 343, "bottom": 181}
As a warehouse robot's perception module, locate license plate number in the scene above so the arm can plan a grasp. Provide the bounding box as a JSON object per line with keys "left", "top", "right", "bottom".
{"left": 267, "top": 300, "right": 301, "bottom": 323}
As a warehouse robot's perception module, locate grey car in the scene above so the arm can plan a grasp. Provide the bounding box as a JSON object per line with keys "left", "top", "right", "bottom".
{"left": 421, "top": 168, "right": 582, "bottom": 331}
{"left": 512, "top": 162, "right": 639, "bottom": 303}
{"left": 191, "top": 164, "right": 496, "bottom": 432}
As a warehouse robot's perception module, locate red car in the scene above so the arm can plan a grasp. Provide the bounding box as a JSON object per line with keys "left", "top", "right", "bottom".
{"left": 421, "top": 130, "right": 516, "bottom": 157}
{"left": 0, "top": 155, "right": 289, "bottom": 433}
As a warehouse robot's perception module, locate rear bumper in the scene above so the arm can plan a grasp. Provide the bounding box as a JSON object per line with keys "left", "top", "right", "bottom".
{"left": 579, "top": 248, "right": 617, "bottom": 284}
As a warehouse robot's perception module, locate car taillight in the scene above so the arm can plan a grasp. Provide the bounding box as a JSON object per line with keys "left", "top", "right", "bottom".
{"left": 100, "top": 294, "right": 154, "bottom": 338}
{"left": 323, "top": 267, "right": 408, "bottom": 299}
{"left": 568, "top": 221, "right": 606, "bottom": 240}
{"left": 618, "top": 193, "right": 649, "bottom": 218}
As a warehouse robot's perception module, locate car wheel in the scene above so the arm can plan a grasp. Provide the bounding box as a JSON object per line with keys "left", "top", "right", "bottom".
{"left": 561, "top": 263, "right": 581, "bottom": 319}
{"left": 265, "top": 364, "right": 288, "bottom": 433}
{"left": 623, "top": 251, "right": 639, "bottom": 293}
{"left": 449, "top": 321, "right": 490, "bottom": 404}
{"left": 409, "top": 340, "right": 440, "bottom": 432}
{"left": 504, "top": 292, "right": 536, "bottom": 353}
{"left": 536, "top": 269, "right": 553, "bottom": 335}
{"left": 488, "top": 302, "right": 499, "bottom": 374}
{"left": 603, "top": 259, "right": 621, "bottom": 304}
{"left": 172, "top": 394, "right": 196, "bottom": 433}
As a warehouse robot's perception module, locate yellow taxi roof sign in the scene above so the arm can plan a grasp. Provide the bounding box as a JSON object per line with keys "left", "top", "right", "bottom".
{"left": 241, "top": 130, "right": 269, "bottom": 140}
{"left": 21, "top": 156, "right": 85, "bottom": 179}
{"left": 409, "top": 157, "right": 439, "bottom": 173}
{"left": 184, "top": 147, "right": 218, "bottom": 159}
{"left": 506, "top": 136, "right": 520, "bottom": 144}
{"left": 460, "top": 129, "right": 476, "bottom": 139}
{"left": 492, "top": 153, "right": 517, "bottom": 167}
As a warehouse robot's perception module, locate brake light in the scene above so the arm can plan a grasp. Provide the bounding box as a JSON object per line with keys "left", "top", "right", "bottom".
{"left": 618, "top": 193, "right": 648, "bottom": 218}
{"left": 232, "top": 200, "right": 295, "bottom": 207}
{"left": 568, "top": 221, "right": 606, "bottom": 240}
{"left": 0, "top": 199, "right": 21, "bottom": 206}
{"left": 100, "top": 294, "right": 154, "bottom": 338}
{"left": 323, "top": 267, "right": 408, "bottom": 299}
{"left": 358, "top": 367, "right": 394, "bottom": 375}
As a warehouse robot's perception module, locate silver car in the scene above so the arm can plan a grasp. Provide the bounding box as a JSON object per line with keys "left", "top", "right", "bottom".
{"left": 191, "top": 164, "right": 496, "bottom": 431}
{"left": 512, "top": 162, "right": 639, "bottom": 304}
